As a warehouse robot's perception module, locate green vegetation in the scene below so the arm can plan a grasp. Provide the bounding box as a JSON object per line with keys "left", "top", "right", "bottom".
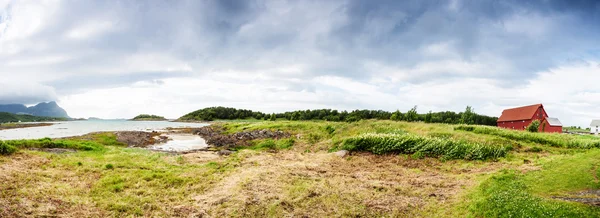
{"left": 470, "top": 150, "right": 600, "bottom": 217}
{"left": 178, "top": 106, "right": 498, "bottom": 125}
{"left": 245, "top": 138, "right": 296, "bottom": 150}
{"left": 131, "top": 114, "right": 167, "bottom": 121}
{"left": 0, "top": 140, "right": 17, "bottom": 155}
{"left": 471, "top": 171, "right": 599, "bottom": 217}
{"left": 565, "top": 126, "right": 590, "bottom": 133}
{"left": 527, "top": 120, "right": 541, "bottom": 132}
{"left": 0, "top": 112, "right": 68, "bottom": 123}
{"left": 342, "top": 133, "right": 511, "bottom": 160}
{"left": 3, "top": 120, "right": 600, "bottom": 217}
{"left": 455, "top": 125, "right": 600, "bottom": 149}
{"left": 1, "top": 133, "right": 126, "bottom": 155}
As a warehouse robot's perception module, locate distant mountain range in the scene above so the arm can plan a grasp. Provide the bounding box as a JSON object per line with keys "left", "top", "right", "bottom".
{"left": 0, "top": 101, "right": 70, "bottom": 118}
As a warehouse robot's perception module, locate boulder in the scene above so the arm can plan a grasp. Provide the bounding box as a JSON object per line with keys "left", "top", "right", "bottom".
{"left": 334, "top": 150, "right": 349, "bottom": 158}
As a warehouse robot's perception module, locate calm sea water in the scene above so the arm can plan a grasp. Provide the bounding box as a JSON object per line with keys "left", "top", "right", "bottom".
{"left": 0, "top": 120, "right": 209, "bottom": 140}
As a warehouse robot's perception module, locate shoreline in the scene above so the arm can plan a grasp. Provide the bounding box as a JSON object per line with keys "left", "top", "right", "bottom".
{"left": 0, "top": 123, "right": 54, "bottom": 130}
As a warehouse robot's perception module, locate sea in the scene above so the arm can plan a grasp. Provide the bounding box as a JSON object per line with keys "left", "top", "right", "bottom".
{"left": 0, "top": 120, "right": 209, "bottom": 140}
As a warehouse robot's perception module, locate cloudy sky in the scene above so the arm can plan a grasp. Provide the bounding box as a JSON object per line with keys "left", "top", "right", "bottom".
{"left": 1, "top": 0, "right": 599, "bottom": 126}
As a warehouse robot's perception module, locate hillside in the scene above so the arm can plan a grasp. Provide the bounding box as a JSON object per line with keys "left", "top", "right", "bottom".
{"left": 131, "top": 114, "right": 167, "bottom": 121}
{"left": 0, "top": 101, "right": 70, "bottom": 118}
{"left": 0, "top": 112, "right": 68, "bottom": 123}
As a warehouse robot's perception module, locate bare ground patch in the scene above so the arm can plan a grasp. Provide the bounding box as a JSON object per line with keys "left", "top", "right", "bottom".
{"left": 191, "top": 150, "right": 493, "bottom": 217}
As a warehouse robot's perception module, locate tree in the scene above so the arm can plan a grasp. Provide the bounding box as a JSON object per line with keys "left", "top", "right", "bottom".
{"left": 461, "top": 106, "right": 476, "bottom": 124}
{"left": 424, "top": 111, "right": 433, "bottom": 123}
{"left": 269, "top": 113, "right": 276, "bottom": 121}
{"left": 405, "top": 106, "right": 419, "bottom": 122}
{"left": 527, "top": 120, "right": 541, "bottom": 132}
{"left": 390, "top": 110, "right": 403, "bottom": 121}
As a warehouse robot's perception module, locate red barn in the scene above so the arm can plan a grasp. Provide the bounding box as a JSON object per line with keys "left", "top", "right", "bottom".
{"left": 497, "top": 104, "right": 562, "bottom": 133}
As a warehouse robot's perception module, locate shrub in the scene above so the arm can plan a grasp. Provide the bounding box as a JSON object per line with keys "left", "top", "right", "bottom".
{"left": 105, "top": 164, "right": 114, "bottom": 170}
{"left": 324, "top": 125, "right": 336, "bottom": 135}
{"left": 527, "top": 120, "right": 540, "bottom": 133}
{"left": 342, "top": 133, "right": 511, "bottom": 161}
{"left": 0, "top": 140, "right": 17, "bottom": 155}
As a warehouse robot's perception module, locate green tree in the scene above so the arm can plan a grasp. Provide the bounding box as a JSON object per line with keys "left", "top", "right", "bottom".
{"left": 424, "top": 111, "right": 433, "bottom": 123}
{"left": 461, "top": 106, "right": 475, "bottom": 124}
{"left": 527, "top": 120, "right": 541, "bottom": 133}
{"left": 269, "top": 113, "right": 276, "bottom": 121}
{"left": 405, "top": 106, "right": 419, "bottom": 122}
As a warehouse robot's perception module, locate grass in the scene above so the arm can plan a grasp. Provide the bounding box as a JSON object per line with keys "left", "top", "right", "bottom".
{"left": 342, "top": 133, "right": 512, "bottom": 160}
{"left": 1, "top": 132, "right": 126, "bottom": 155}
{"left": 470, "top": 170, "right": 600, "bottom": 217}
{"left": 468, "top": 149, "right": 600, "bottom": 217}
{"left": 455, "top": 125, "right": 600, "bottom": 149}
{"left": 3, "top": 120, "right": 600, "bottom": 217}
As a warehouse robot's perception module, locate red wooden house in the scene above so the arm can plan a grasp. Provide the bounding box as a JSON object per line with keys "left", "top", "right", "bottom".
{"left": 497, "top": 104, "right": 562, "bottom": 133}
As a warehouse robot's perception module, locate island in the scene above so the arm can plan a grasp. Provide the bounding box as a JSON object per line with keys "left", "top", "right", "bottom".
{"left": 131, "top": 114, "right": 167, "bottom": 121}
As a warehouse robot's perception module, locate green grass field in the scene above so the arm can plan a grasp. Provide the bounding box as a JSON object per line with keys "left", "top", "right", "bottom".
{"left": 2, "top": 120, "right": 600, "bottom": 217}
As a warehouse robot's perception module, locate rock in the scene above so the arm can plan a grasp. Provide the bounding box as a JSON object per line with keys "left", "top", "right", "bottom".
{"left": 217, "top": 150, "right": 233, "bottom": 156}
{"left": 334, "top": 150, "right": 349, "bottom": 158}
{"left": 192, "top": 126, "right": 291, "bottom": 147}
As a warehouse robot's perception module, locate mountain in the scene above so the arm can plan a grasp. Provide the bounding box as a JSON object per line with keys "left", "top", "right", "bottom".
{"left": 0, "top": 101, "right": 70, "bottom": 118}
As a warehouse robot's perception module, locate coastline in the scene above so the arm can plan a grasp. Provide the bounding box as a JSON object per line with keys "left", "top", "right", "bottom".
{"left": 0, "top": 123, "right": 54, "bottom": 130}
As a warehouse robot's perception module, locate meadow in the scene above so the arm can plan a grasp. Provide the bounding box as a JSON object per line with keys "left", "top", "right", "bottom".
{"left": 2, "top": 120, "right": 600, "bottom": 217}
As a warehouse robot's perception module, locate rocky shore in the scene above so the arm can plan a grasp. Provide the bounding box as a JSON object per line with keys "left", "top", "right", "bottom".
{"left": 192, "top": 126, "right": 290, "bottom": 148}
{"left": 114, "top": 131, "right": 170, "bottom": 147}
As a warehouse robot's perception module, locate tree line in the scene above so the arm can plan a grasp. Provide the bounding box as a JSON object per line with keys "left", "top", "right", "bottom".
{"left": 178, "top": 106, "right": 498, "bottom": 126}
{"left": 0, "top": 112, "right": 69, "bottom": 123}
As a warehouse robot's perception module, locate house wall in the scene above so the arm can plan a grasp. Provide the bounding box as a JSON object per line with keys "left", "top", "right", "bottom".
{"left": 592, "top": 125, "right": 600, "bottom": 134}
{"left": 498, "top": 119, "right": 533, "bottom": 130}
{"left": 540, "top": 119, "right": 562, "bottom": 133}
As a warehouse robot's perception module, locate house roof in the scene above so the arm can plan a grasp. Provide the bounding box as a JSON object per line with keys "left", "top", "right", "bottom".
{"left": 497, "top": 104, "right": 543, "bottom": 122}
{"left": 591, "top": 120, "right": 600, "bottom": 127}
{"left": 546, "top": 117, "right": 562, "bottom": 126}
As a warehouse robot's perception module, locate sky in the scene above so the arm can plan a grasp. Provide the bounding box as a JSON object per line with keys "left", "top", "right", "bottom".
{"left": 0, "top": 0, "right": 600, "bottom": 126}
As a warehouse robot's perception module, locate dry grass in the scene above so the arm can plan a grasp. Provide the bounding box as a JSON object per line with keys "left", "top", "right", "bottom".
{"left": 0, "top": 146, "right": 511, "bottom": 217}
{"left": 2, "top": 120, "right": 593, "bottom": 217}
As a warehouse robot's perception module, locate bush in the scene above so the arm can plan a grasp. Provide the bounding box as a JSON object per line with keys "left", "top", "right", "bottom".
{"left": 0, "top": 140, "right": 17, "bottom": 155}
{"left": 325, "top": 125, "right": 336, "bottom": 135}
{"left": 342, "top": 133, "right": 511, "bottom": 161}
{"left": 105, "top": 164, "right": 114, "bottom": 170}
{"left": 527, "top": 120, "right": 540, "bottom": 133}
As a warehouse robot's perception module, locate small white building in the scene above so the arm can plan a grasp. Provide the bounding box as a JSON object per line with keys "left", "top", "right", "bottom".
{"left": 591, "top": 120, "right": 600, "bottom": 135}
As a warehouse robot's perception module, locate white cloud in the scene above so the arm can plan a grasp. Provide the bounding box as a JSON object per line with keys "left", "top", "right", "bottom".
{"left": 66, "top": 20, "right": 114, "bottom": 40}
{"left": 1, "top": 0, "right": 599, "bottom": 128}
